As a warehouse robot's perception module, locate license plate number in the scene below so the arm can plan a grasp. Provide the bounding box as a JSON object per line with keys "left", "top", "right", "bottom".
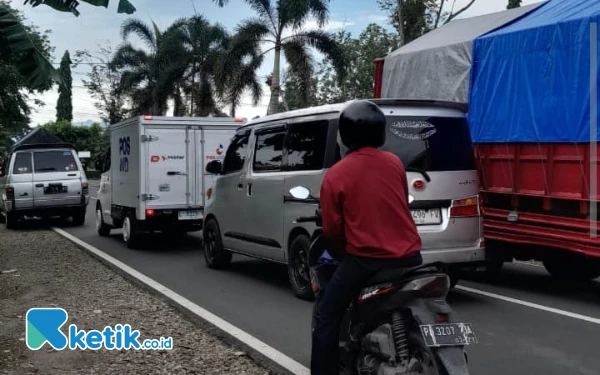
{"left": 411, "top": 209, "right": 442, "bottom": 225}
{"left": 44, "top": 186, "right": 67, "bottom": 194}
{"left": 420, "top": 323, "right": 478, "bottom": 347}
{"left": 178, "top": 210, "right": 201, "bottom": 220}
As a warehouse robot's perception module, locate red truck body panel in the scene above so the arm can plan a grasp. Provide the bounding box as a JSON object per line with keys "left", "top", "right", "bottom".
{"left": 475, "top": 143, "right": 599, "bottom": 257}
{"left": 373, "top": 57, "right": 599, "bottom": 257}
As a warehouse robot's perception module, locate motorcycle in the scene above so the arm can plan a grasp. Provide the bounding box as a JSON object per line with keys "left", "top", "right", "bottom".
{"left": 289, "top": 185, "right": 477, "bottom": 375}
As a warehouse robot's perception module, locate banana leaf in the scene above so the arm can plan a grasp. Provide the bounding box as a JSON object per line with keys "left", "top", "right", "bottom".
{"left": 23, "top": 0, "right": 136, "bottom": 16}
{"left": 0, "top": 4, "right": 60, "bottom": 89}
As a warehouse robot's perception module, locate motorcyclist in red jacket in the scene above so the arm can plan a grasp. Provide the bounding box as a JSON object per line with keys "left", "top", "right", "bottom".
{"left": 311, "top": 100, "right": 423, "bottom": 374}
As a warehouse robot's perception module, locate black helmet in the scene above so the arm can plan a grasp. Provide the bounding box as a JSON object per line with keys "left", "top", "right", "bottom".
{"left": 338, "top": 100, "right": 386, "bottom": 150}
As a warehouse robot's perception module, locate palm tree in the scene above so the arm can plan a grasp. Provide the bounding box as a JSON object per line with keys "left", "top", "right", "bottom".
{"left": 213, "top": 0, "right": 345, "bottom": 115}
{"left": 175, "top": 15, "right": 232, "bottom": 116}
{"left": 111, "top": 18, "right": 188, "bottom": 116}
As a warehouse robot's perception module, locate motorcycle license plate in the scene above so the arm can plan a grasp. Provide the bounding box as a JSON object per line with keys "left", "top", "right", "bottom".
{"left": 420, "top": 323, "right": 478, "bottom": 347}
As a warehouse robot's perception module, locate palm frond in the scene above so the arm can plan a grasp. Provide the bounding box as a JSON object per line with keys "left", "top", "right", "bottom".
{"left": 282, "top": 40, "right": 313, "bottom": 103}
{"left": 121, "top": 18, "right": 156, "bottom": 49}
{"left": 111, "top": 43, "right": 150, "bottom": 69}
{"left": 308, "top": 0, "right": 329, "bottom": 27}
{"left": 0, "top": 4, "right": 60, "bottom": 89}
{"left": 245, "top": 0, "right": 277, "bottom": 30}
{"left": 289, "top": 30, "right": 346, "bottom": 81}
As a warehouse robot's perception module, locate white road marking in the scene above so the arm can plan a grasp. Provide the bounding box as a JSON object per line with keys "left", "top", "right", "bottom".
{"left": 52, "top": 228, "right": 310, "bottom": 375}
{"left": 90, "top": 197, "right": 98, "bottom": 200}
{"left": 456, "top": 285, "right": 600, "bottom": 324}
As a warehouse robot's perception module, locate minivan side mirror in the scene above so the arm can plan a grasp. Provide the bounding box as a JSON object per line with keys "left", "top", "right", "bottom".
{"left": 206, "top": 160, "right": 222, "bottom": 174}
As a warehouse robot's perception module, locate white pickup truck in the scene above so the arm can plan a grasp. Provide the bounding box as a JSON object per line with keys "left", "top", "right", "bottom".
{"left": 95, "top": 115, "right": 245, "bottom": 248}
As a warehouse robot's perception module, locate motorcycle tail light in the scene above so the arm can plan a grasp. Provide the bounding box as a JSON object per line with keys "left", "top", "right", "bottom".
{"left": 401, "top": 275, "right": 450, "bottom": 299}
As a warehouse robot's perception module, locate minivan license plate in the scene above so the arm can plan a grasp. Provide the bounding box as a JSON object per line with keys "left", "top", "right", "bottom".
{"left": 44, "top": 186, "right": 67, "bottom": 194}
{"left": 178, "top": 210, "right": 201, "bottom": 220}
{"left": 411, "top": 209, "right": 441, "bottom": 225}
{"left": 420, "top": 323, "right": 478, "bottom": 347}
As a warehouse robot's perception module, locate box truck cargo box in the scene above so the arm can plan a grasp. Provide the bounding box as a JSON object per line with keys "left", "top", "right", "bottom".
{"left": 95, "top": 115, "right": 245, "bottom": 248}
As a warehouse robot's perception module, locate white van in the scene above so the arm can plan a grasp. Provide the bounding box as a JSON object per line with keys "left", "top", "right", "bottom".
{"left": 203, "top": 99, "right": 486, "bottom": 300}
{"left": 95, "top": 115, "right": 245, "bottom": 248}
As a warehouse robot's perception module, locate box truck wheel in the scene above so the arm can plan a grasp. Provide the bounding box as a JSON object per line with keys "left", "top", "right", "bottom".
{"left": 95, "top": 204, "right": 111, "bottom": 236}
{"left": 203, "top": 219, "right": 231, "bottom": 269}
{"left": 122, "top": 214, "right": 141, "bottom": 249}
{"left": 543, "top": 253, "right": 600, "bottom": 282}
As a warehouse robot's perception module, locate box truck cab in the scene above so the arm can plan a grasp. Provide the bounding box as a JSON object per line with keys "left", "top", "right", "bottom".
{"left": 95, "top": 115, "right": 244, "bottom": 248}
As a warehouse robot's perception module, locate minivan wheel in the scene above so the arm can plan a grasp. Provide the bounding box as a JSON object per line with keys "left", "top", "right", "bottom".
{"left": 122, "top": 214, "right": 141, "bottom": 249}
{"left": 288, "top": 234, "right": 315, "bottom": 301}
{"left": 96, "top": 205, "right": 111, "bottom": 236}
{"left": 5, "top": 212, "right": 18, "bottom": 230}
{"left": 72, "top": 210, "right": 86, "bottom": 226}
{"left": 203, "top": 219, "right": 231, "bottom": 269}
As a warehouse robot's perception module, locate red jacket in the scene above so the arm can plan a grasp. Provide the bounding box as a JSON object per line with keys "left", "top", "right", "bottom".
{"left": 320, "top": 147, "right": 422, "bottom": 259}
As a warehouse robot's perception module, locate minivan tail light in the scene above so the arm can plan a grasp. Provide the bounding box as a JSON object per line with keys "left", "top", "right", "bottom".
{"left": 82, "top": 182, "right": 89, "bottom": 195}
{"left": 5, "top": 186, "right": 14, "bottom": 200}
{"left": 450, "top": 195, "right": 480, "bottom": 218}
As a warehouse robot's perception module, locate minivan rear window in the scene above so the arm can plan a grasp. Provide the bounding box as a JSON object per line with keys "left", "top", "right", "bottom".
{"left": 381, "top": 116, "right": 475, "bottom": 171}
{"left": 34, "top": 151, "right": 77, "bottom": 173}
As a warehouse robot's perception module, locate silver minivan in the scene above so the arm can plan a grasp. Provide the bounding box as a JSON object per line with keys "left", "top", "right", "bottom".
{"left": 0, "top": 128, "right": 89, "bottom": 229}
{"left": 203, "top": 99, "right": 485, "bottom": 299}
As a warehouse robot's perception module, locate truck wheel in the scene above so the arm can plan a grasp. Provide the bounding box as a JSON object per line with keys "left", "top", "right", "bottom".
{"left": 122, "top": 214, "right": 141, "bottom": 249}
{"left": 288, "top": 234, "right": 315, "bottom": 301}
{"left": 72, "top": 210, "right": 86, "bottom": 226}
{"left": 543, "top": 254, "right": 600, "bottom": 282}
{"left": 95, "top": 205, "right": 111, "bottom": 236}
{"left": 203, "top": 219, "right": 231, "bottom": 269}
{"left": 5, "top": 212, "right": 18, "bottom": 230}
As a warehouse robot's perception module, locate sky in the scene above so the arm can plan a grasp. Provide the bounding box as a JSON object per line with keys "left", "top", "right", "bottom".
{"left": 8, "top": 0, "right": 543, "bottom": 126}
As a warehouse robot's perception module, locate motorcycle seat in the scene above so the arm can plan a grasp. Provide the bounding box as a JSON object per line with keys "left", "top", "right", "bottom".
{"left": 365, "top": 262, "right": 446, "bottom": 286}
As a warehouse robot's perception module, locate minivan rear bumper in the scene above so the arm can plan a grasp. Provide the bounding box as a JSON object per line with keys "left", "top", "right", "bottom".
{"left": 421, "top": 245, "right": 486, "bottom": 267}
{"left": 8, "top": 203, "right": 87, "bottom": 218}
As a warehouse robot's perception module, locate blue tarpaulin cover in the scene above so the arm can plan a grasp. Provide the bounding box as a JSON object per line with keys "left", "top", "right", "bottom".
{"left": 468, "top": 0, "right": 600, "bottom": 143}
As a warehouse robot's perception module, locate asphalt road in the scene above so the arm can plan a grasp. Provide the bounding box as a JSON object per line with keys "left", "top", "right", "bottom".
{"left": 53, "top": 188, "right": 600, "bottom": 375}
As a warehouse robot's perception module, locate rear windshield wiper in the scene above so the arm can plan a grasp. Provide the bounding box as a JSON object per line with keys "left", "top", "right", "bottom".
{"left": 405, "top": 167, "right": 431, "bottom": 182}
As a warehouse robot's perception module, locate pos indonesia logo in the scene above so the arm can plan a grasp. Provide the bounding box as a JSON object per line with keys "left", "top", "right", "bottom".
{"left": 119, "top": 136, "right": 131, "bottom": 172}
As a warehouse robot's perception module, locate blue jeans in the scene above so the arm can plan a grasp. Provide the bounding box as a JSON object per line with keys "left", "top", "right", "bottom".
{"left": 310, "top": 252, "right": 422, "bottom": 375}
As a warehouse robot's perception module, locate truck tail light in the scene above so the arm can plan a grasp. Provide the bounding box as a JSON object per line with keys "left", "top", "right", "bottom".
{"left": 234, "top": 117, "right": 246, "bottom": 123}
{"left": 146, "top": 209, "right": 155, "bottom": 216}
{"left": 144, "top": 115, "right": 153, "bottom": 120}
{"left": 82, "top": 182, "right": 89, "bottom": 195}
{"left": 450, "top": 195, "right": 480, "bottom": 218}
{"left": 5, "top": 185, "right": 14, "bottom": 201}
{"left": 206, "top": 187, "right": 212, "bottom": 199}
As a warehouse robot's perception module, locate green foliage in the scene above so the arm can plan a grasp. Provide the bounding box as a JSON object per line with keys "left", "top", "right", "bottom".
{"left": 42, "top": 121, "right": 109, "bottom": 170}
{"left": 76, "top": 44, "right": 127, "bottom": 124}
{"left": 507, "top": 0, "right": 522, "bottom": 9}
{"left": 23, "top": 0, "right": 135, "bottom": 17}
{"left": 56, "top": 50, "right": 73, "bottom": 122}
{"left": 0, "top": 0, "right": 55, "bottom": 155}
{"left": 315, "top": 24, "right": 399, "bottom": 104}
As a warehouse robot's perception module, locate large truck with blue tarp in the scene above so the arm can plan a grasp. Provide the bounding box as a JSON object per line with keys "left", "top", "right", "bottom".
{"left": 374, "top": 0, "right": 600, "bottom": 281}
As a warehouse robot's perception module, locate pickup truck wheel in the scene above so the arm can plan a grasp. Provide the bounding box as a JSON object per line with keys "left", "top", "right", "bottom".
{"left": 72, "top": 210, "right": 86, "bottom": 226}
{"left": 543, "top": 254, "right": 600, "bottom": 282}
{"left": 5, "top": 212, "right": 18, "bottom": 230}
{"left": 122, "top": 215, "right": 141, "bottom": 249}
{"left": 95, "top": 206, "right": 111, "bottom": 236}
{"left": 288, "top": 234, "right": 315, "bottom": 301}
{"left": 203, "top": 219, "right": 231, "bottom": 269}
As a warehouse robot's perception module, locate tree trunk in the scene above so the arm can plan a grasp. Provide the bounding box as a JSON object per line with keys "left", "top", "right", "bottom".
{"left": 396, "top": 0, "right": 405, "bottom": 46}
{"left": 267, "top": 45, "right": 282, "bottom": 115}
{"left": 230, "top": 103, "right": 236, "bottom": 117}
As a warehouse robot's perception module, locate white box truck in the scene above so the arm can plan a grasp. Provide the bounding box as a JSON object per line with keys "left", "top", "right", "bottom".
{"left": 95, "top": 115, "right": 245, "bottom": 247}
